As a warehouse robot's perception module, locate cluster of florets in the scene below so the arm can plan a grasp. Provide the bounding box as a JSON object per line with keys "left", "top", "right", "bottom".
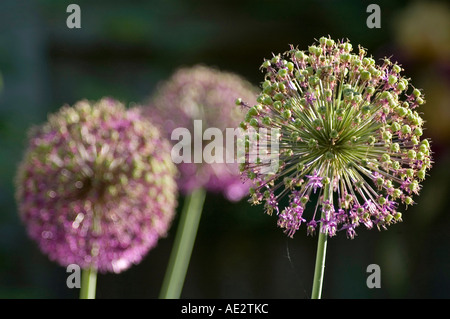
{"left": 146, "top": 65, "right": 258, "bottom": 202}
{"left": 238, "top": 36, "right": 432, "bottom": 238}
{"left": 16, "top": 98, "right": 178, "bottom": 273}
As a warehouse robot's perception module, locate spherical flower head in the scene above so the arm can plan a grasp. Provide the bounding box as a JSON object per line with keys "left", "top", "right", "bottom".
{"left": 239, "top": 36, "right": 432, "bottom": 238}
{"left": 15, "top": 98, "right": 178, "bottom": 273}
{"left": 146, "top": 65, "right": 258, "bottom": 202}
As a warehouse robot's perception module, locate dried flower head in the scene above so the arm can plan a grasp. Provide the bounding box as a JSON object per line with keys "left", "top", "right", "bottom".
{"left": 146, "top": 65, "right": 258, "bottom": 202}
{"left": 15, "top": 98, "right": 178, "bottom": 273}
{"left": 239, "top": 36, "right": 432, "bottom": 238}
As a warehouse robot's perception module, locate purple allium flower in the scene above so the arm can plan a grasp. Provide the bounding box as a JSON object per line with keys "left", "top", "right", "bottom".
{"left": 239, "top": 36, "right": 433, "bottom": 238}
{"left": 145, "top": 65, "right": 258, "bottom": 201}
{"left": 15, "top": 98, "right": 178, "bottom": 273}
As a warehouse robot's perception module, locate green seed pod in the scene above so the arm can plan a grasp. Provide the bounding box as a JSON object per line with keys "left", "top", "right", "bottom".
{"left": 388, "top": 75, "right": 398, "bottom": 85}
{"left": 360, "top": 70, "right": 371, "bottom": 81}
{"left": 401, "top": 125, "right": 412, "bottom": 135}
{"left": 295, "top": 51, "right": 306, "bottom": 61}
{"left": 278, "top": 68, "right": 288, "bottom": 77}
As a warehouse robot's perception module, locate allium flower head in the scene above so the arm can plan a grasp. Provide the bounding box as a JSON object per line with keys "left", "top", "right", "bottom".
{"left": 15, "top": 98, "right": 178, "bottom": 273}
{"left": 239, "top": 36, "right": 432, "bottom": 238}
{"left": 146, "top": 65, "right": 258, "bottom": 201}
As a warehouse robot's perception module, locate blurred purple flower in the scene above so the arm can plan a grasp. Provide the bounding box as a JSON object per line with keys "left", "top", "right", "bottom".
{"left": 15, "top": 98, "right": 178, "bottom": 273}
{"left": 145, "top": 65, "right": 258, "bottom": 201}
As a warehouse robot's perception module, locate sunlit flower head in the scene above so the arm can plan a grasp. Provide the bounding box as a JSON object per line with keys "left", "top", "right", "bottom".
{"left": 238, "top": 36, "right": 432, "bottom": 238}
{"left": 16, "top": 98, "right": 178, "bottom": 273}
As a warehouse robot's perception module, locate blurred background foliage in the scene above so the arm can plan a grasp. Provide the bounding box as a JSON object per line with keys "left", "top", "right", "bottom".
{"left": 0, "top": 0, "right": 449, "bottom": 298}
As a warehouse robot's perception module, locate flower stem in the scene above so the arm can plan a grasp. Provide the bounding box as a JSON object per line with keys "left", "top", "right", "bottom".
{"left": 311, "top": 182, "right": 330, "bottom": 299}
{"left": 80, "top": 267, "right": 97, "bottom": 299}
{"left": 159, "top": 187, "right": 206, "bottom": 299}
{"left": 311, "top": 228, "right": 327, "bottom": 299}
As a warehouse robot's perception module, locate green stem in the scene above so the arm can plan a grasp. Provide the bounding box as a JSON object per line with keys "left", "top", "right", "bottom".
{"left": 80, "top": 267, "right": 97, "bottom": 299}
{"left": 311, "top": 182, "right": 331, "bottom": 299}
{"left": 311, "top": 228, "right": 327, "bottom": 299}
{"left": 159, "top": 187, "right": 207, "bottom": 299}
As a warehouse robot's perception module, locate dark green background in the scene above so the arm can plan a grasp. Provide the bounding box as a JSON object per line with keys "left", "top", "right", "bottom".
{"left": 1, "top": 0, "right": 449, "bottom": 298}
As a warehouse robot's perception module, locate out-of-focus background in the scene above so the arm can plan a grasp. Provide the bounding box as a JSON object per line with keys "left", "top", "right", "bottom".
{"left": 1, "top": 0, "right": 449, "bottom": 298}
